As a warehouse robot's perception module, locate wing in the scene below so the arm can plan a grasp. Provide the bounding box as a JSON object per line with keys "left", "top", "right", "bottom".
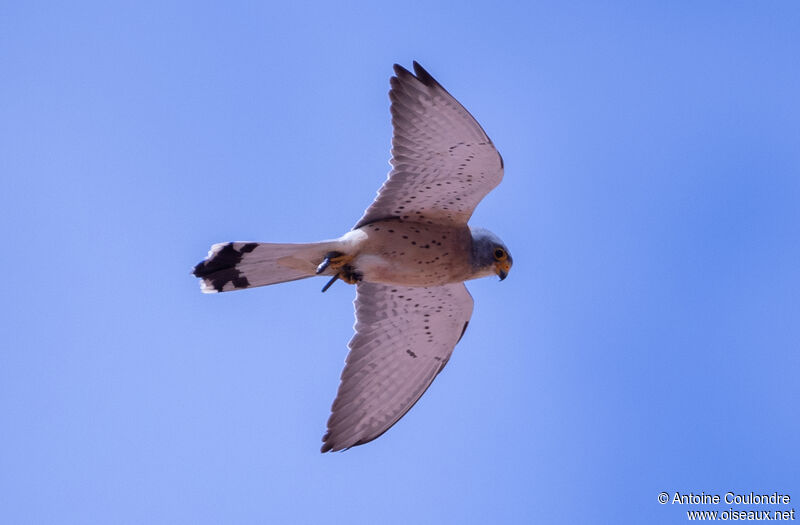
{"left": 321, "top": 282, "right": 474, "bottom": 452}
{"left": 354, "top": 61, "right": 504, "bottom": 229}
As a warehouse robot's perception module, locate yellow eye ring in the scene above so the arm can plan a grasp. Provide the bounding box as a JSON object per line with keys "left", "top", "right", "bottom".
{"left": 494, "top": 248, "right": 506, "bottom": 260}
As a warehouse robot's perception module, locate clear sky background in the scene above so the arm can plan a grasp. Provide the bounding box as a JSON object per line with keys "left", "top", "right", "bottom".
{"left": 2, "top": 1, "right": 798, "bottom": 524}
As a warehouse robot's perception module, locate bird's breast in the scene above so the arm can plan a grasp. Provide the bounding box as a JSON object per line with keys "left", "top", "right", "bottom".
{"left": 352, "top": 220, "right": 473, "bottom": 286}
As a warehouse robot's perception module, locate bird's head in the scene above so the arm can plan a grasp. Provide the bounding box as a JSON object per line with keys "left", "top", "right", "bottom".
{"left": 469, "top": 228, "right": 513, "bottom": 281}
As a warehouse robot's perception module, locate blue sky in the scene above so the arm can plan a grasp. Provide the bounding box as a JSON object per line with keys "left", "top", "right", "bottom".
{"left": 2, "top": 1, "right": 798, "bottom": 523}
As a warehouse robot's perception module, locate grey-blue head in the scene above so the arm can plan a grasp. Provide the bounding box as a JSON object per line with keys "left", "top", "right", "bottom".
{"left": 469, "top": 227, "right": 513, "bottom": 281}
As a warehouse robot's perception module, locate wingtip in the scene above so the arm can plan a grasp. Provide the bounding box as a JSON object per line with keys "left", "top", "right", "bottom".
{"left": 392, "top": 63, "right": 411, "bottom": 78}
{"left": 393, "top": 61, "right": 437, "bottom": 88}
{"left": 321, "top": 431, "right": 333, "bottom": 453}
{"left": 411, "top": 61, "right": 437, "bottom": 87}
{"left": 320, "top": 438, "right": 341, "bottom": 453}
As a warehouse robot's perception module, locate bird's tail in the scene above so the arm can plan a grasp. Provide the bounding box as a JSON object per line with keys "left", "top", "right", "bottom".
{"left": 192, "top": 240, "right": 341, "bottom": 293}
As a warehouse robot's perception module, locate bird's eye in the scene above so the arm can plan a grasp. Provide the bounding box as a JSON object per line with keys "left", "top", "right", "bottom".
{"left": 494, "top": 249, "right": 506, "bottom": 260}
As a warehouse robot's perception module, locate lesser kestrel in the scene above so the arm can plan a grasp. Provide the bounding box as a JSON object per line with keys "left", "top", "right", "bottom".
{"left": 193, "top": 62, "right": 512, "bottom": 452}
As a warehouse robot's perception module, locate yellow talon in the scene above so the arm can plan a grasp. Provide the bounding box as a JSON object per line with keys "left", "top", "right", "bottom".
{"left": 318, "top": 251, "right": 361, "bottom": 292}
{"left": 317, "top": 251, "right": 355, "bottom": 274}
{"left": 338, "top": 272, "right": 360, "bottom": 285}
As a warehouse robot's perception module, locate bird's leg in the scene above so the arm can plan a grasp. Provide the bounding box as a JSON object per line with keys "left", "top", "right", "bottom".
{"left": 316, "top": 252, "right": 338, "bottom": 274}
{"left": 338, "top": 265, "right": 362, "bottom": 285}
{"left": 318, "top": 251, "right": 361, "bottom": 292}
{"left": 320, "top": 266, "right": 362, "bottom": 292}
{"left": 321, "top": 274, "right": 339, "bottom": 292}
{"left": 316, "top": 251, "right": 354, "bottom": 275}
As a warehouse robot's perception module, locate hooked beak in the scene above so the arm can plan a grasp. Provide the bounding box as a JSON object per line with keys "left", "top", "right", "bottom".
{"left": 495, "top": 261, "right": 510, "bottom": 281}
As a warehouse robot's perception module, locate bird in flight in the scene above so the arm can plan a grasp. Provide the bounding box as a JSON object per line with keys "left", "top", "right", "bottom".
{"left": 193, "top": 62, "right": 512, "bottom": 452}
